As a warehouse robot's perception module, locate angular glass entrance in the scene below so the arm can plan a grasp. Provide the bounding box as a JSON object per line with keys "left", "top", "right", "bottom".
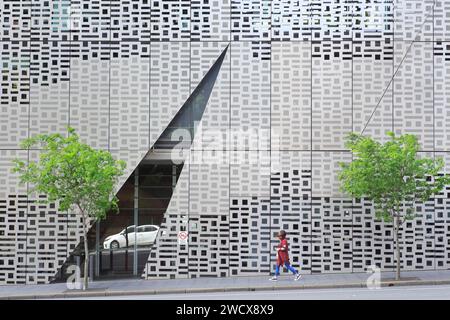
{"left": 52, "top": 45, "right": 229, "bottom": 281}
{"left": 92, "top": 159, "right": 184, "bottom": 279}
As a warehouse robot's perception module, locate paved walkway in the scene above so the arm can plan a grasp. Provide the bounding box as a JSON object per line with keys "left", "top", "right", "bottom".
{"left": 1, "top": 270, "right": 450, "bottom": 299}
{"left": 70, "top": 285, "right": 450, "bottom": 300}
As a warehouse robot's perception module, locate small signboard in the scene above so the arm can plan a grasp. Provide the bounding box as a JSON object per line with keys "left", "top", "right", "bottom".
{"left": 178, "top": 231, "right": 188, "bottom": 245}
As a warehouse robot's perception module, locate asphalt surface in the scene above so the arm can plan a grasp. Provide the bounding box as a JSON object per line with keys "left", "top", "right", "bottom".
{"left": 50, "top": 284, "right": 450, "bottom": 300}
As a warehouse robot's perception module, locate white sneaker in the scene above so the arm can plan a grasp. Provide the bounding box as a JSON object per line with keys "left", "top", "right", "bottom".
{"left": 269, "top": 276, "right": 278, "bottom": 281}
{"left": 294, "top": 273, "right": 302, "bottom": 281}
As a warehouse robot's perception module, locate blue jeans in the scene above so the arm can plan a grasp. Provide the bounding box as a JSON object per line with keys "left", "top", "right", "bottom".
{"left": 275, "top": 262, "right": 298, "bottom": 276}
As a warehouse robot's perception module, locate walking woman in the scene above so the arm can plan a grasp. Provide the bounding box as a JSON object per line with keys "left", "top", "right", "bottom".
{"left": 269, "top": 230, "right": 302, "bottom": 281}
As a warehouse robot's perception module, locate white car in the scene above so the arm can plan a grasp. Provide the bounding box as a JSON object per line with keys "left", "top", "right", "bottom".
{"left": 103, "top": 225, "right": 160, "bottom": 250}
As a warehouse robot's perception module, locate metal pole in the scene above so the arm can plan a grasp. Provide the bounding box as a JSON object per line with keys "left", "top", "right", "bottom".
{"left": 95, "top": 220, "right": 100, "bottom": 278}
{"left": 75, "top": 255, "right": 80, "bottom": 277}
{"left": 133, "top": 167, "right": 139, "bottom": 276}
{"left": 172, "top": 165, "right": 177, "bottom": 189}
{"left": 89, "top": 254, "right": 94, "bottom": 282}
{"left": 110, "top": 248, "right": 113, "bottom": 271}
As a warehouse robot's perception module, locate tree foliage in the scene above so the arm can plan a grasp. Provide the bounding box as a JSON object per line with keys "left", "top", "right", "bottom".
{"left": 12, "top": 127, "right": 126, "bottom": 219}
{"left": 338, "top": 132, "right": 450, "bottom": 223}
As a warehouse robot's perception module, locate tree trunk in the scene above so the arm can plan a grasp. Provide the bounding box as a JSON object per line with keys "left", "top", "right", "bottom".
{"left": 79, "top": 206, "right": 89, "bottom": 290}
{"left": 395, "top": 214, "right": 401, "bottom": 281}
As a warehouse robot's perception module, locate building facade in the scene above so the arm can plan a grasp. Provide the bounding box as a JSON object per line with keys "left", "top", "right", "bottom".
{"left": 1, "top": 0, "right": 450, "bottom": 284}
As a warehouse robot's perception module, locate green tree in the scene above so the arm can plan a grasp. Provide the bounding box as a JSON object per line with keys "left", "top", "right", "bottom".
{"left": 12, "top": 127, "right": 126, "bottom": 289}
{"left": 338, "top": 132, "right": 450, "bottom": 280}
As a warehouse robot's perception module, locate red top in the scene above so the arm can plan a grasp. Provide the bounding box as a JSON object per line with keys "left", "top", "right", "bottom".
{"left": 277, "top": 238, "right": 290, "bottom": 265}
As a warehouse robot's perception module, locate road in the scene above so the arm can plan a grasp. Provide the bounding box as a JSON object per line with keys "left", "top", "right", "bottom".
{"left": 56, "top": 284, "right": 450, "bottom": 300}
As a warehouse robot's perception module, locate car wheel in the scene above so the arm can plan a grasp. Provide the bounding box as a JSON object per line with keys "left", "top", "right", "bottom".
{"left": 110, "top": 241, "right": 119, "bottom": 250}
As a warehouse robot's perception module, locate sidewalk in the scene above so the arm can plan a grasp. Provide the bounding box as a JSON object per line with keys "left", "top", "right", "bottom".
{"left": 1, "top": 270, "right": 450, "bottom": 299}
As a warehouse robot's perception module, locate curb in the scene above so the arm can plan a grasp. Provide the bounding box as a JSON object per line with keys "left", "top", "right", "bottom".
{"left": 1, "top": 279, "right": 450, "bottom": 300}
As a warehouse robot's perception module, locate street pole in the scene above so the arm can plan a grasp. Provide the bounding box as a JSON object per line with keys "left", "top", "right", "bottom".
{"left": 133, "top": 167, "right": 139, "bottom": 276}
